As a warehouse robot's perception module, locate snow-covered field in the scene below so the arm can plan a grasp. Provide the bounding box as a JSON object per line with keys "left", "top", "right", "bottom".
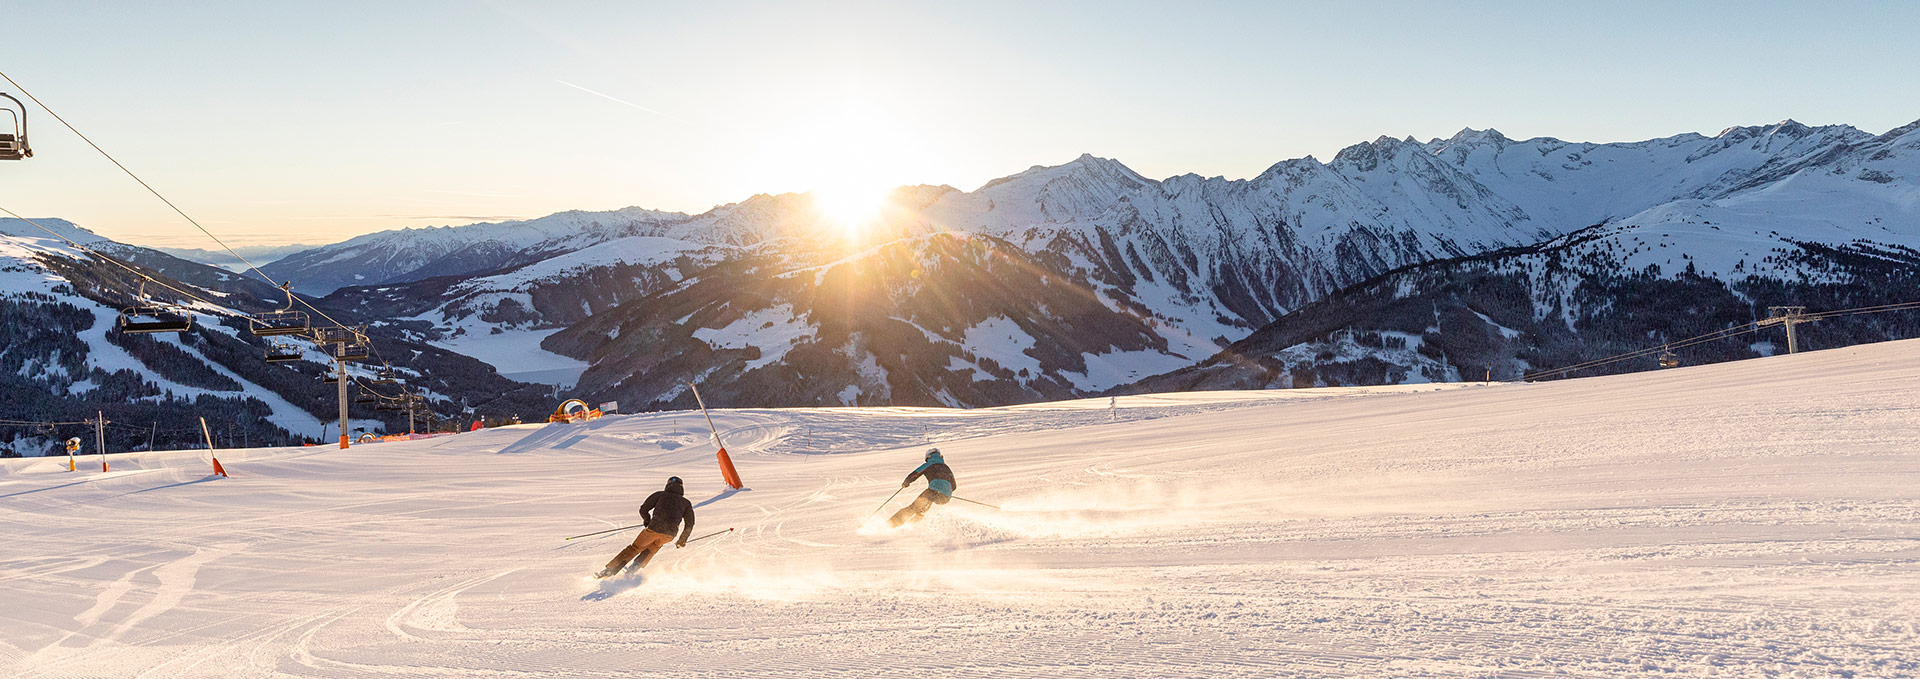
{"left": 429, "top": 327, "right": 590, "bottom": 388}
{"left": 3, "top": 339, "right": 1918, "bottom": 677}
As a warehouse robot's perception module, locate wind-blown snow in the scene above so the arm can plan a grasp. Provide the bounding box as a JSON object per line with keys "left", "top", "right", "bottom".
{"left": 4, "top": 338, "right": 1918, "bottom": 676}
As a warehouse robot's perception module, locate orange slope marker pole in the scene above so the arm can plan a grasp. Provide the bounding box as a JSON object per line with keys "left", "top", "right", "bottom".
{"left": 685, "top": 381, "right": 743, "bottom": 489}
{"left": 199, "top": 417, "right": 228, "bottom": 478}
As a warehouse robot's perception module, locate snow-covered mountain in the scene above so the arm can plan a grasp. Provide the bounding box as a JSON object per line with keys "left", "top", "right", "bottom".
{"left": 259, "top": 207, "right": 689, "bottom": 295}
{"left": 1127, "top": 120, "right": 1920, "bottom": 391}
{"left": 0, "top": 220, "right": 559, "bottom": 455}
{"left": 503, "top": 119, "right": 1911, "bottom": 409}
{"left": 24, "top": 117, "right": 1918, "bottom": 416}
{"left": 152, "top": 243, "right": 316, "bottom": 272}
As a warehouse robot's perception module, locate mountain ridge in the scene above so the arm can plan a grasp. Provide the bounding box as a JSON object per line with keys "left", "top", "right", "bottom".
{"left": 14, "top": 116, "right": 1920, "bottom": 419}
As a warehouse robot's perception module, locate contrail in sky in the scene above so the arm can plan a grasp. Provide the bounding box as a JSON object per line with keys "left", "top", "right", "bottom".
{"left": 558, "top": 80, "right": 679, "bottom": 120}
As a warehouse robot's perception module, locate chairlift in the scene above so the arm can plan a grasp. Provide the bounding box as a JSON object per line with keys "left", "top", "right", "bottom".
{"left": 0, "top": 92, "right": 31, "bottom": 161}
{"left": 369, "top": 366, "right": 399, "bottom": 384}
{"left": 329, "top": 340, "right": 371, "bottom": 362}
{"left": 118, "top": 281, "right": 193, "bottom": 334}
{"left": 375, "top": 399, "right": 403, "bottom": 412}
{"left": 312, "top": 325, "right": 370, "bottom": 361}
{"left": 265, "top": 341, "right": 302, "bottom": 363}
{"left": 354, "top": 391, "right": 378, "bottom": 405}
{"left": 1657, "top": 346, "right": 1679, "bottom": 369}
{"left": 250, "top": 282, "right": 310, "bottom": 337}
{"left": 313, "top": 326, "right": 356, "bottom": 343}
{"left": 321, "top": 374, "right": 341, "bottom": 385}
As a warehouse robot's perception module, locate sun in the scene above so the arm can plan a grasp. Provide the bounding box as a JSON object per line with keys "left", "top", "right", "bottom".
{"left": 811, "top": 180, "right": 891, "bottom": 240}
{"left": 746, "top": 93, "right": 937, "bottom": 244}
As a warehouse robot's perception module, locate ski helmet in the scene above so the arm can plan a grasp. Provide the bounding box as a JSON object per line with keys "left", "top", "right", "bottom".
{"left": 925, "top": 448, "right": 941, "bottom": 461}
{"left": 666, "top": 476, "right": 683, "bottom": 487}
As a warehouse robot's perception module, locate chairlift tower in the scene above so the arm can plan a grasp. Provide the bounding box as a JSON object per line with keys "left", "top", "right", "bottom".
{"left": 1759, "top": 306, "right": 1809, "bottom": 354}
{"left": 335, "top": 356, "right": 349, "bottom": 449}
{"left": 312, "top": 325, "right": 368, "bottom": 449}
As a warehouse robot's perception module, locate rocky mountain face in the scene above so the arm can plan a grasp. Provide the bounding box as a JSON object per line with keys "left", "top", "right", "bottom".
{"left": 541, "top": 232, "right": 1189, "bottom": 410}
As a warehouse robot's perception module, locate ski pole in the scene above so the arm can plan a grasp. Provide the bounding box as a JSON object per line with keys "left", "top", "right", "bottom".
{"left": 950, "top": 495, "right": 1000, "bottom": 510}
{"left": 565, "top": 523, "right": 647, "bottom": 541}
{"left": 682, "top": 527, "right": 734, "bottom": 545}
{"left": 866, "top": 485, "right": 908, "bottom": 519}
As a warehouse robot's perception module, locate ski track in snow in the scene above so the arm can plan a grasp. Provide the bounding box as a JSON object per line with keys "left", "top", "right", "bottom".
{"left": 3, "top": 342, "right": 1920, "bottom": 676}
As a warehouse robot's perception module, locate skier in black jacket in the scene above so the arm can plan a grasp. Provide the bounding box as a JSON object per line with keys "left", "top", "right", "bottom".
{"left": 889, "top": 449, "right": 955, "bottom": 527}
{"left": 596, "top": 476, "right": 696, "bottom": 578}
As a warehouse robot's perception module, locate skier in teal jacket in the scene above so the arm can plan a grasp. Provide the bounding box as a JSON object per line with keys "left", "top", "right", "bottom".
{"left": 889, "top": 449, "right": 955, "bottom": 527}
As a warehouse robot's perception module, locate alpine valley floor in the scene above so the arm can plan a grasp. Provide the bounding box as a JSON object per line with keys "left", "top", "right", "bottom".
{"left": 3, "top": 340, "right": 1918, "bottom": 677}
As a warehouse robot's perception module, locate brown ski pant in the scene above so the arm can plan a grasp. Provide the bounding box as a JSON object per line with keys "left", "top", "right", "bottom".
{"left": 606, "top": 528, "right": 675, "bottom": 571}
{"left": 888, "top": 489, "right": 951, "bottom": 527}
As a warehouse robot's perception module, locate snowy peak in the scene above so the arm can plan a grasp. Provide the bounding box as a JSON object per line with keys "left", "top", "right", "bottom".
{"left": 1879, "top": 118, "right": 1920, "bottom": 142}
{"left": 983, "top": 153, "right": 1153, "bottom": 192}
{"left": 1424, "top": 127, "right": 1512, "bottom": 155}
{"left": 927, "top": 154, "right": 1155, "bottom": 234}
{"left": 0, "top": 217, "right": 110, "bottom": 246}
{"left": 1706, "top": 119, "right": 1867, "bottom": 155}
{"left": 1450, "top": 127, "right": 1509, "bottom": 145}
{"left": 262, "top": 206, "right": 691, "bottom": 294}
{"left": 660, "top": 192, "right": 832, "bottom": 246}
{"left": 1329, "top": 135, "right": 1423, "bottom": 172}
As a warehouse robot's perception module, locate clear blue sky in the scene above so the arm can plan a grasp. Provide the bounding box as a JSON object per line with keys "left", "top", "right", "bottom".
{"left": 3, "top": 0, "right": 1917, "bottom": 246}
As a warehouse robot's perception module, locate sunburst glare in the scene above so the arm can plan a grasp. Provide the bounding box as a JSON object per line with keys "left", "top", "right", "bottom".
{"left": 811, "top": 181, "right": 891, "bottom": 241}
{"left": 747, "top": 93, "right": 932, "bottom": 245}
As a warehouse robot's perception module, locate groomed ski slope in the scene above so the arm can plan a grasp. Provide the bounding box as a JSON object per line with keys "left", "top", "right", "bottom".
{"left": 3, "top": 340, "right": 1919, "bottom": 678}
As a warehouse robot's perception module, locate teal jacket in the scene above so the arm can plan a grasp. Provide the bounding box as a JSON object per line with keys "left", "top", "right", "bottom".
{"left": 905, "top": 454, "right": 956, "bottom": 497}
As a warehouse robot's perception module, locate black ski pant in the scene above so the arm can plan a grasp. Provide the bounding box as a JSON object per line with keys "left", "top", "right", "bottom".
{"left": 888, "top": 489, "right": 951, "bottom": 527}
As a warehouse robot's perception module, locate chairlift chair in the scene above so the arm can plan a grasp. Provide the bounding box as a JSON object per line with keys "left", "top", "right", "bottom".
{"left": 312, "top": 325, "right": 364, "bottom": 344}
{"left": 329, "top": 340, "right": 371, "bottom": 362}
{"left": 321, "top": 374, "right": 341, "bottom": 385}
{"left": 354, "top": 391, "right": 378, "bottom": 405}
{"left": 250, "top": 283, "right": 311, "bottom": 337}
{"left": 311, "top": 326, "right": 370, "bottom": 361}
{"left": 375, "top": 399, "right": 402, "bottom": 412}
{"left": 1657, "top": 347, "right": 1680, "bottom": 369}
{"left": 369, "top": 366, "right": 399, "bottom": 384}
{"left": 120, "top": 306, "right": 193, "bottom": 334}
{"left": 117, "top": 282, "right": 192, "bottom": 334}
{"left": 0, "top": 93, "right": 31, "bottom": 161}
{"left": 314, "top": 326, "right": 351, "bottom": 343}
{"left": 264, "top": 341, "right": 302, "bottom": 363}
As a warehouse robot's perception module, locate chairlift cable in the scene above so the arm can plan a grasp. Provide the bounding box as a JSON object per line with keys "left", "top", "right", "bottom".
{"left": 0, "top": 71, "right": 374, "bottom": 351}
{"left": 1525, "top": 299, "right": 1920, "bottom": 381}
{"left": 1523, "top": 323, "right": 1761, "bottom": 381}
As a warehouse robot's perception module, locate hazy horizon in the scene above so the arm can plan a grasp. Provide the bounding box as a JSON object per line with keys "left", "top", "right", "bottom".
{"left": 5, "top": 1, "right": 1919, "bottom": 248}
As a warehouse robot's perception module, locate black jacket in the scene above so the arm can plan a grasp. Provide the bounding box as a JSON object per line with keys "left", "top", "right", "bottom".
{"left": 640, "top": 479, "right": 695, "bottom": 540}
{"left": 904, "top": 458, "right": 956, "bottom": 496}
